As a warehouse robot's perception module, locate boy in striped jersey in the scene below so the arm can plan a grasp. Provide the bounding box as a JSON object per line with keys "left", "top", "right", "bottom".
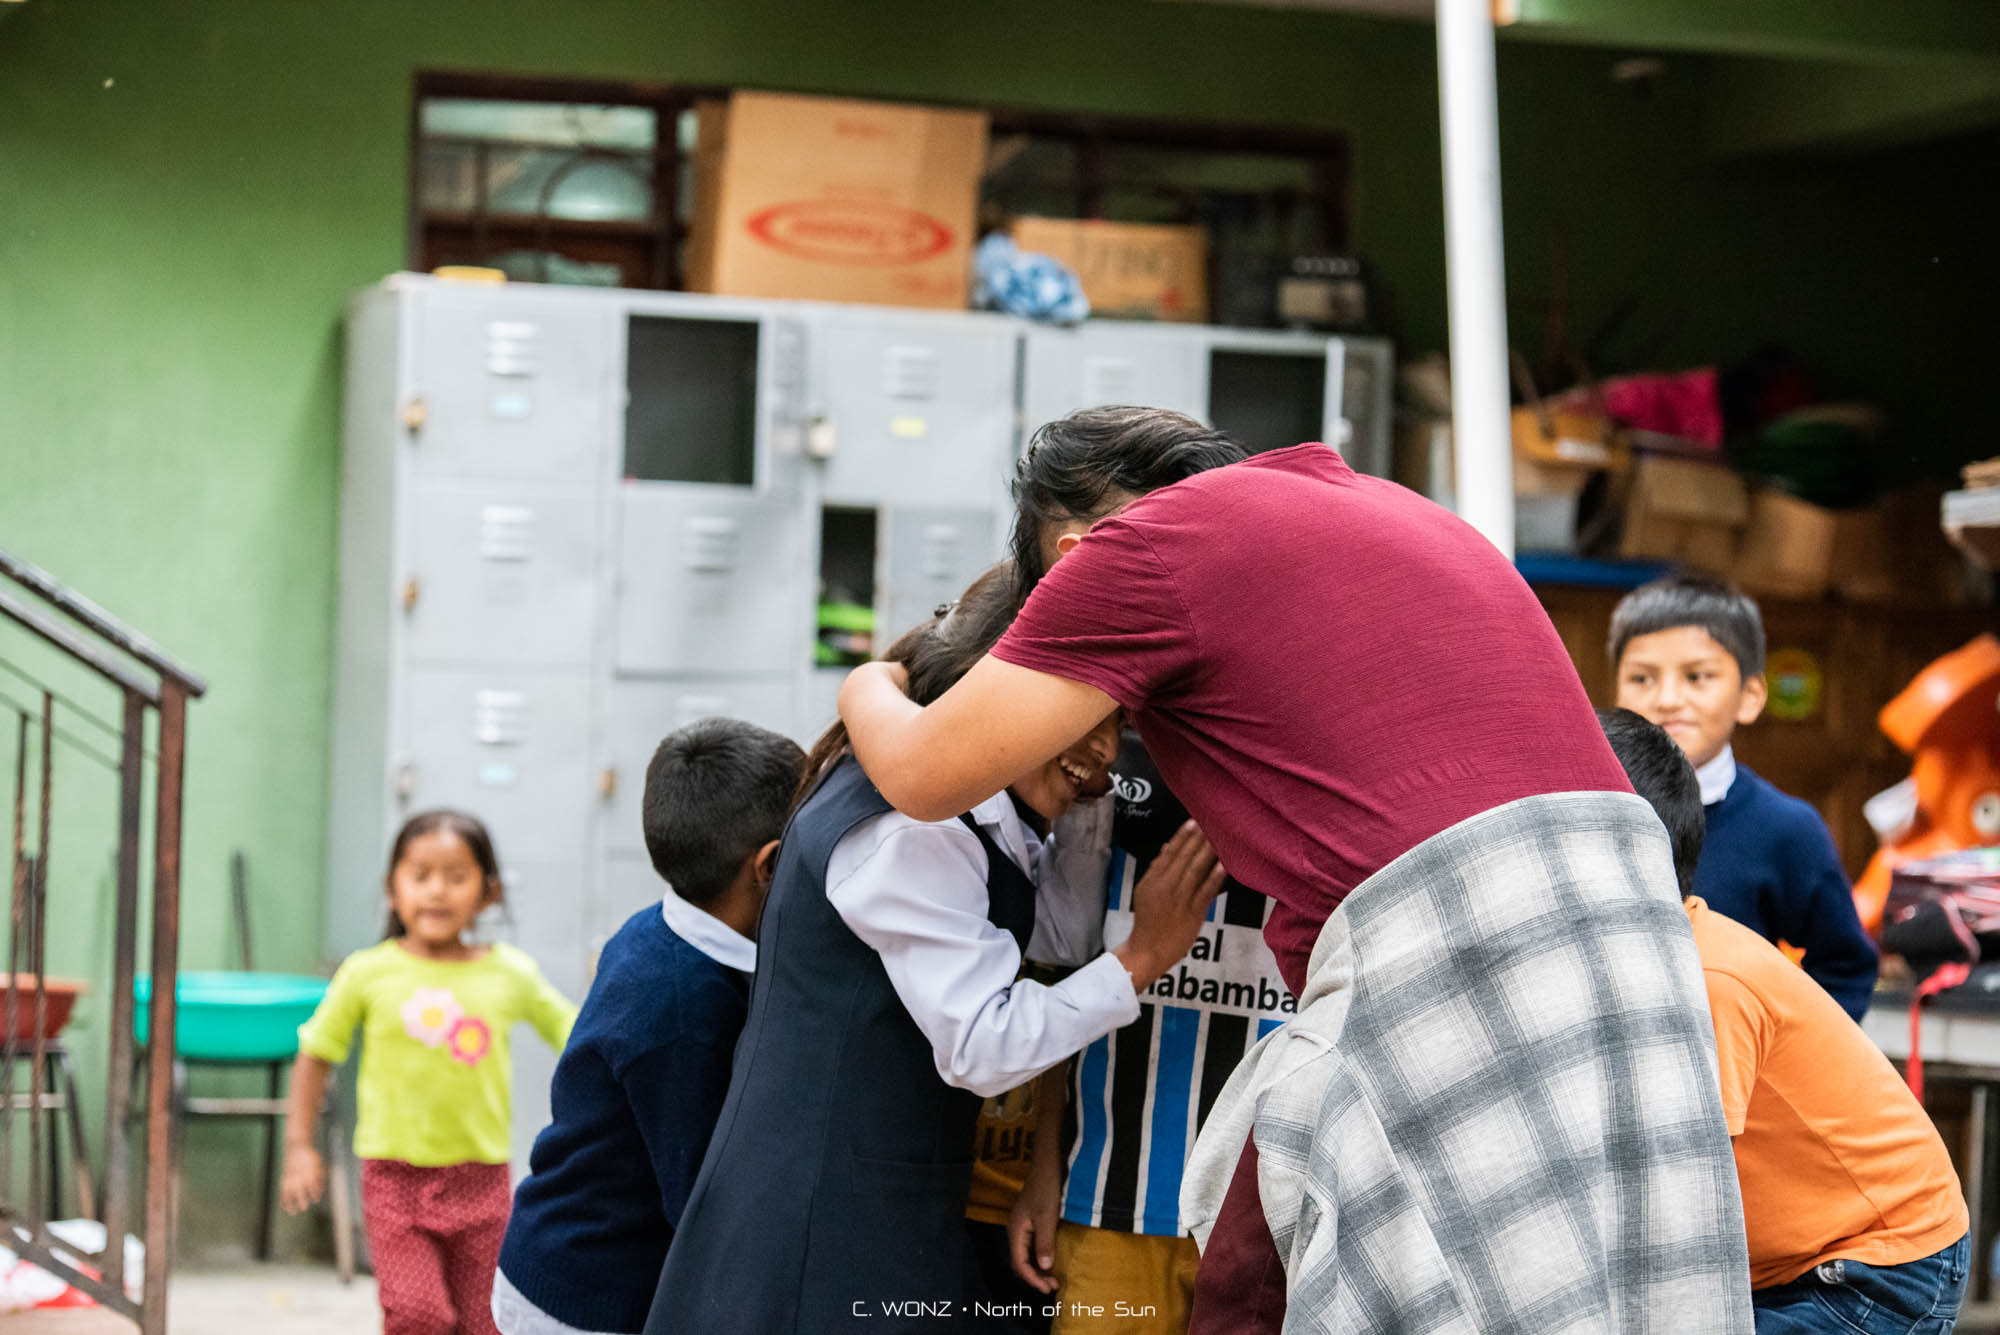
{"left": 1011, "top": 732, "right": 1290, "bottom": 1333}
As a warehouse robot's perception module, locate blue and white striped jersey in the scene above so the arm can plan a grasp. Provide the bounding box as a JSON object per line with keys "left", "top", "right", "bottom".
{"left": 1060, "top": 737, "right": 1293, "bottom": 1236}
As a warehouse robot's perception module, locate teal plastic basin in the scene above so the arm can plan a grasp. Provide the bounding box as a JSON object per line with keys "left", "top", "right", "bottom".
{"left": 133, "top": 972, "right": 328, "bottom": 1062}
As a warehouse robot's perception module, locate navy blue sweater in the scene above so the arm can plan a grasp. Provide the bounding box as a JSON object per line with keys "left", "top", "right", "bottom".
{"left": 497, "top": 903, "right": 748, "bottom": 1334}
{"left": 1693, "top": 764, "right": 1879, "bottom": 1021}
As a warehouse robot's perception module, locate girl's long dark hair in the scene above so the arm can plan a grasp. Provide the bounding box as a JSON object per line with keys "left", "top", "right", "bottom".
{"left": 381, "top": 809, "right": 504, "bottom": 939}
{"left": 794, "top": 562, "right": 1020, "bottom": 813}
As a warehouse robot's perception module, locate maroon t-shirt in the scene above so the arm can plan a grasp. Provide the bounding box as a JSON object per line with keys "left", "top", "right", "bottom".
{"left": 993, "top": 443, "right": 1629, "bottom": 995}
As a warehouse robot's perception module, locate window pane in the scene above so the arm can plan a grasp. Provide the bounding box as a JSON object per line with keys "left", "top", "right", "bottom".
{"left": 483, "top": 145, "right": 651, "bottom": 221}
{"left": 419, "top": 98, "right": 656, "bottom": 151}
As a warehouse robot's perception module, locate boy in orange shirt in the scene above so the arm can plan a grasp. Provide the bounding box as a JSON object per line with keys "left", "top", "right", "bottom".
{"left": 1598, "top": 707, "right": 1969, "bottom": 1334}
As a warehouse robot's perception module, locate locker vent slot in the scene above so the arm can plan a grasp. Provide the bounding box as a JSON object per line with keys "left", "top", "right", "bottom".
{"left": 682, "top": 516, "right": 742, "bottom": 573}
{"left": 473, "top": 690, "right": 528, "bottom": 746}
{"left": 885, "top": 347, "right": 939, "bottom": 401}
{"left": 920, "top": 524, "right": 963, "bottom": 580}
{"left": 1083, "top": 357, "right": 1138, "bottom": 405}
{"left": 486, "top": 321, "right": 541, "bottom": 377}
{"left": 479, "top": 506, "right": 535, "bottom": 562}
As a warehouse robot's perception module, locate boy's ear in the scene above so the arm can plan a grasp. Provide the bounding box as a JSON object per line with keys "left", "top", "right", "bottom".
{"left": 752, "top": 839, "right": 781, "bottom": 887}
{"left": 1054, "top": 531, "right": 1085, "bottom": 559}
{"left": 1736, "top": 673, "right": 1769, "bottom": 727}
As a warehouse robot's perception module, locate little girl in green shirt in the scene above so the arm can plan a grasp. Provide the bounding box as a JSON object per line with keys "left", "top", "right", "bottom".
{"left": 282, "top": 809, "right": 577, "bottom": 1335}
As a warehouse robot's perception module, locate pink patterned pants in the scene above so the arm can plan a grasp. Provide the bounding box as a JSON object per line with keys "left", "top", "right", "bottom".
{"left": 361, "top": 1158, "right": 512, "bottom": 1335}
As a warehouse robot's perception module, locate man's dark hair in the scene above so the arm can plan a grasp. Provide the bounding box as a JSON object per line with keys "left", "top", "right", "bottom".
{"left": 1597, "top": 708, "right": 1705, "bottom": 896}
{"left": 1009, "top": 406, "right": 1245, "bottom": 591}
{"left": 1608, "top": 574, "right": 1766, "bottom": 678}
{"left": 642, "top": 718, "right": 806, "bottom": 905}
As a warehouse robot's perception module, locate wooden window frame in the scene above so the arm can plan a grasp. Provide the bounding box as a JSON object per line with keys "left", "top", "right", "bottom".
{"left": 411, "top": 72, "right": 1352, "bottom": 292}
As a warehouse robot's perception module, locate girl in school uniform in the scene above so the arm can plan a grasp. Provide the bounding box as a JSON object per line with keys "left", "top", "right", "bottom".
{"left": 647, "top": 564, "right": 1222, "bottom": 1334}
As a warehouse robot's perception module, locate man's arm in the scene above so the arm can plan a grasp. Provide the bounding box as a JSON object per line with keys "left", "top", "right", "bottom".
{"left": 838, "top": 655, "right": 1118, "bottom": 822}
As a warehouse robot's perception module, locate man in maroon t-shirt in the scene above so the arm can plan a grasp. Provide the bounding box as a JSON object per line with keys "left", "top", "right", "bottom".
{"left": 838, "top": 408, "right": 1747, "bottom": 1332}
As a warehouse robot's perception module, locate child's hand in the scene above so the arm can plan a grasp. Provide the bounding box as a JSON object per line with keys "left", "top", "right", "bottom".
{"left": 1114, "top": 821, "right": 1225, "bottom": 991}
{"left": 280, "top": 1143, "right": 325, "bottom": 1215}
{"left": 1009, "top": 1144, "right": 1063, "bottom": 1294}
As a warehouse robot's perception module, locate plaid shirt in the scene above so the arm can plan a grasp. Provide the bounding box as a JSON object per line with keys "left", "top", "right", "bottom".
{"left": 1184, "top": 792, "right": 1753, "bottom": 1334}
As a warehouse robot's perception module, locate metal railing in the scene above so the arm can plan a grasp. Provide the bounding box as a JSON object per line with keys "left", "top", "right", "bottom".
{"left": 0, "top": 546, "right": 205, "bottom": 1333}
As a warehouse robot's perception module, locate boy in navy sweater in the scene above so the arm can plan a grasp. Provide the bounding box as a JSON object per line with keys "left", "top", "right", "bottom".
{"left": 493, "top": 718, "right": 805, "bottom": 1335}
{"left": 1611, "top": 575, "right": 1878, "bottom": 1019}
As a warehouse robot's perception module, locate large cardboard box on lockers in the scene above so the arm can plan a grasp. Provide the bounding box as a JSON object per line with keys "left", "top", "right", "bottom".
{"left": 1011, "top": 216, "right": 1210, "bottom": 323}
{"left": 686, "top": 91, "right": 988, "bottom": 309}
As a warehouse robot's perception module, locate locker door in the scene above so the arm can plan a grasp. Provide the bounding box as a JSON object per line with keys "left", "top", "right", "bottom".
{"left": 400, "top": 480, "right": 598, "bottom": 669}
{"left": 399, "top": 671, "right": 593, "bottom": 864}
{"left": 879, "top": 507, "right": 999, "bottom": 648}
{"left": 595, "top": 675, "right": 799, "bottom": 858}
{"left": 813, "top": 318, "right": 1016, "bottom": 510}
{"left": 412, "top": 288, "right": 608, "bottom": 482}
{"left": 613, "top": 484, "right": 809, "bottom": 675}
{"left": 1019, "top": 326, "right": 1207, "bottom": 440}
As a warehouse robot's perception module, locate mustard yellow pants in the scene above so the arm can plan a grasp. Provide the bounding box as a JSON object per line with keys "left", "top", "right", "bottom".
{"left": 1050, "top": 1223, "right": 1200, "bottom": 1335}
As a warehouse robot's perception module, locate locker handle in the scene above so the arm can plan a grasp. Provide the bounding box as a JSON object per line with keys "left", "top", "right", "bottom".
{"left": 598, "top": 767, "right": 618, "bottom": 801}
{"left": 402, "top": 397, "right": 428, "bottom": 433}
{"left": 401, "top": 577, "right": 421, "bottom": 613}
{"left": 394, "top": 760, "right": 416, "bottom": 804}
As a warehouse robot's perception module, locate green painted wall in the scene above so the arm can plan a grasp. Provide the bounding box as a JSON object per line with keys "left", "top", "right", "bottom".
{"left": 1, "top": 0, "right": 1994, "bottom": 1255}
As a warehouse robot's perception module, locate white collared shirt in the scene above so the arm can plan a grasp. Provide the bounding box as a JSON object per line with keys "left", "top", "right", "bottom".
{"left": 658, "top": 882, "right": 756, "bottom": 973}
{"left": 1696, "top": 745, "right": 1737, "bottom": 808}
{"left": 826, "top": 790, "right": 1139, "bottom": 1099}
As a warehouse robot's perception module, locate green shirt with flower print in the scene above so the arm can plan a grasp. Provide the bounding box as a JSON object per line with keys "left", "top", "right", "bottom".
{"left": 298, "top": 939, "right": 577, "bottom": 1166}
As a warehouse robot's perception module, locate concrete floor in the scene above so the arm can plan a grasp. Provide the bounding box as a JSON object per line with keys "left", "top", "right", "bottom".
{"left": 5, "top": 1264, "right": 380, "bottom": 1335}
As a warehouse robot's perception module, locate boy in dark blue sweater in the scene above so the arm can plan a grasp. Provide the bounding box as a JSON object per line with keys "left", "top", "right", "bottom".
{"left": 1611, "top": 576, "right": 1878, "bottom": 1020}
{"left": 493, "top": 718, "right": 805, "bottom": 1335}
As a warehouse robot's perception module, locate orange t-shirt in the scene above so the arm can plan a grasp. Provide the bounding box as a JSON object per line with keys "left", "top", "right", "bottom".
{"left": 1686, "top": 897, "right": 1967, "bottom": 1287}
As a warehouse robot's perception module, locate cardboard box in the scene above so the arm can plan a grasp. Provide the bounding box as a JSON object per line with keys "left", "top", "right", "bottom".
{"left": 1831, "top": 488, "right": 1969, "bottom": 605}
{"left": 687, "top": 91, "right": 987, "bottom": 309}
{"left": 1733, "top": 489, "right": 1838, "bottom": 600}
{"left": 1010, "top": 217, "right": 1209, "bottom": 322}
{"left": 1619, "top": 455, "right": 1750, "bottom": 573}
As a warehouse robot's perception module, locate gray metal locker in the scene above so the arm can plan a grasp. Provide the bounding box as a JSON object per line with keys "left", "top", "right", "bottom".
{"left": 1018, "top": 320, "right": 1378, "bottom": 475}
{"left": 398, "top": 671, "right": 596, "bottom": 865}
{"left": 595, "top": 676, "right": 799, "bottom": 859}
{"left": 409, "top": 285, "right": 611, "bottom": 482}
{"left": 1019, "top": 323, "right": 1209, "bottom": 435}
{"left": 399, "top": 479, "right": 599, "bottom": 669}
{"left": 612, "top": 485, "right": 810, "bottom": 677}
{"left": 879, "top": 507, "right": 998, "bottom": 645}
{"left": 808, "top": 307, "right": 1019, "bottom": 514}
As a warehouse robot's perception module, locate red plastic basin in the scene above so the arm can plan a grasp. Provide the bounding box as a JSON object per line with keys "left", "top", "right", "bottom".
{"left": 0, "top": 973, "right": 84, "bottom": 1042}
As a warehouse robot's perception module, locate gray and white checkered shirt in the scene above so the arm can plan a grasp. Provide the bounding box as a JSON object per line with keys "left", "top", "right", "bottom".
{"left": 1184, "top": 791, "right": 1753, "bottom": 1334}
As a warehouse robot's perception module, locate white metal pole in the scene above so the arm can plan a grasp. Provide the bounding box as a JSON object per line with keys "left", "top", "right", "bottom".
{"left": 1437, "top": 0, "right": 1515, "bottom": 557}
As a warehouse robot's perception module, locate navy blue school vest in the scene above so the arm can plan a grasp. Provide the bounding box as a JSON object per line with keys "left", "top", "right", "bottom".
{"left": 645, "top": 757, "right": 1037, "bottom": 1334}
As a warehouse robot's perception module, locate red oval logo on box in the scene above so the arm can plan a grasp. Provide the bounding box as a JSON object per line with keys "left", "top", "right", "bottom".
{"left": 744, "top": 201, "right": 954, "bottom": 267}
